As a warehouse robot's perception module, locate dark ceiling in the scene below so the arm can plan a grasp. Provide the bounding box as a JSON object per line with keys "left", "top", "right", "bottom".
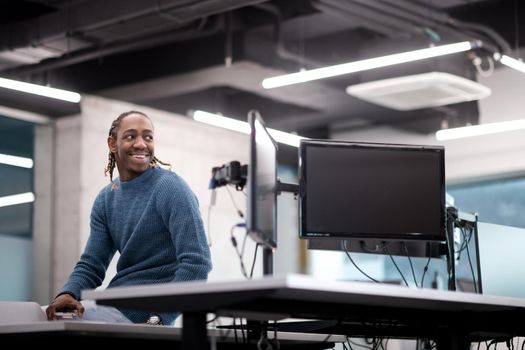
{"left": 0, "top": 0, "right": 523, "bottom": 139}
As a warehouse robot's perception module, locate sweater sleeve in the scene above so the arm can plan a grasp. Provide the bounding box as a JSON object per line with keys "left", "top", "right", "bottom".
{"left": 59, "top": 191, "right": 116, "bottom": 299}
{"left": 157, "top": 175, "right": 212, "bottom": 283}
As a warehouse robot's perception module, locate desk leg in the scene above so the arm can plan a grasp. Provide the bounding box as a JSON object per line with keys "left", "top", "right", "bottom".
{"left": 183, "top": 312, "right": 209, "bottom": 350}
{"left": 436, "top": 332, "right": 470, "bottom": 350}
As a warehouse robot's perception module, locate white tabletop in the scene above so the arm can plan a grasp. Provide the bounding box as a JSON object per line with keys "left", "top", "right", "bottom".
{"left": 0, "top": 320, "right": 346, "bottom": 343}
{"left": 82, "top": 273, "right": 525, "bottom": 313}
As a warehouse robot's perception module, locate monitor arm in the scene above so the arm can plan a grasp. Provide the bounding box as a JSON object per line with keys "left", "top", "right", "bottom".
{"left": 209, "top": 162, "right": 298, "bottom": 197}
{"left": 276, "top": 179, "right": 299, "bottom": 196}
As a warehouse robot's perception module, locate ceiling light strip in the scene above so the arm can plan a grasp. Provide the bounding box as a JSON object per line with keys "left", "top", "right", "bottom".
{"left": 435, "top": 119, "right": 525, "bottom": 141}
{"left": 0, "top": 153, "right": 34, "bottom": 168}
{"left": 0, "top": 192, "right": 35, "bottom": 208}
{"left": 262, "top": 41, "right": 473, "bottom": 89}
{"left": 193, "top": 110, "right": 306, "bottom": 147}
{"left": 193, "top": 110, "right": 251, "bottom": 134}
{"left": 0, "top": 77, "right": 81, "bottom": 103}
{"left": 499, "top": 55, "right": 525, "bottom": 74}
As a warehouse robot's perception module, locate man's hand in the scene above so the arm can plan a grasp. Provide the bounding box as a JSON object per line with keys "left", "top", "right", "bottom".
{"left": 46, "top": 293, "right": 84, "bottom": 321}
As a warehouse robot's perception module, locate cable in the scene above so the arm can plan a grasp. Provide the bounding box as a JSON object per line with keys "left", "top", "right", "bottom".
{"left": 424, "top": 27, "right": 441, "bottom": 43}
{"left": 488, "top": 339, "right": 498, "bottom": 349}
{"left": 445, "top": 211, "right": 456, "bottom": 289}
{"left": 383, "top": 245, "right": 409, "bottom": 287}
{"left": 347, "top": 338, "right": 373, "bottom": 349}
{"left": 226, "top": 185, "right": 244, "bottom": 218}
{"left": 272, "top": 320, "right": 280, "bottom": 350}
{"left": 372, "top": 337, "right": 385, "bottom": 350}
{"left": 345, "top": 337, "right": 354, "bottom": 350}
{"left": 402, "top": 242, "right": 419, "bottom": 288}
{"left": 240, "top": 318, "right": 246, "bottom": 344}
{"left": 240, "top": 229, "right": 249, "bottom": 259}
{"left": 420, "top": 255, "right": 432, "bottom": 288}
{"left": 233, "top": 318, "right": 238, "bottom": 343}
{"left": 257, "top": 329, "right": 273, "bottom": 350}
{"left": 230, "top": 223, "right": 249, "bottom": 279}
{"left": 321, "top": 333, "right": 333, "bottom": 343}
{"left": 379, "top": 337, "right": 386, "bottom": 350}
{"left": 206, "top": 314, "right": 218, "bottom": 324}
{"left": 250, "top": 244, "right": 260, "bottom": 278}
{"left": 455, "top": 222, "right": 474, "bottom": 257}
{"left": 460, "top": 225, "right": 478, "bottom": 293}
{"left": 342, "top": 240, "right": 380, "bottom": 283}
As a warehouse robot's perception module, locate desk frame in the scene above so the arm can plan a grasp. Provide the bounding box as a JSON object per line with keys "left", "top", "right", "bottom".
{"left": 83, "top": 274, "right": 525, "bottom": 350}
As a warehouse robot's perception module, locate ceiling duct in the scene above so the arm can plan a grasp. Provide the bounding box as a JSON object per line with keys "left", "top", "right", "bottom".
{"left": 0, "top": 0, "right": 268, "bottom": 74}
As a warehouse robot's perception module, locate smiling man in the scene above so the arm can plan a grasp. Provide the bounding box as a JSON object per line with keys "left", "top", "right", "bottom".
{"left": 46, "top": 111, "right": 212, "bottom": 325}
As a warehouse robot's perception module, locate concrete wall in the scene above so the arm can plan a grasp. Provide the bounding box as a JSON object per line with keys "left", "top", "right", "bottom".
{"left": 32, "top": 124, "right": 54, "bottom": 303}
{"left": 53, "top": 116, "right": 82, "bottom": 295}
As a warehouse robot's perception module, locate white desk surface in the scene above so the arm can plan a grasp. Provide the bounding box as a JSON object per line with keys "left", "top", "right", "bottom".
{"left": 0, "top": 321, "right": 179, "bottom": 338}
{"left": 0, "top": 321, "right": 346, "bottom": 343}
{"left": 82, "top": 273, "right": 525, "bottom": 313}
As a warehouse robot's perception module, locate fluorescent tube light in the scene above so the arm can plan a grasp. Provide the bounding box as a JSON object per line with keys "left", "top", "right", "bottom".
{"left": 0, "top": 192, "right": 35, "bottom": 208}
{"left": 0, "top": 76, "right": 81, "bottom": 103}
{"left": 0, "top": 153, "right": 34, "bottom": 168}
{"left": 262, "top": 41, "right": 473, "bottom": 89}
{"left": 436, "top": 118, "right": 525, "bottom": 140}
{"left": 499, "top": 55, "right": 525, "bottom": 74}
{"left": 194, "top": 110, "right": 251, "bottom": 134}
{"left": 193, "top": 110, "right": 306, "bottom": 147}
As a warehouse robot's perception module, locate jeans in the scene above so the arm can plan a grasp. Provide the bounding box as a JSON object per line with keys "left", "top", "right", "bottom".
{"left": 76, "top": 300, "right": 133, "bottom": 323}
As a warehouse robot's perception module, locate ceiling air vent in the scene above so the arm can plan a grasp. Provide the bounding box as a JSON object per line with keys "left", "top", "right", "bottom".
{"left": 346, "top": 72, "right": 491, "bottom": 111}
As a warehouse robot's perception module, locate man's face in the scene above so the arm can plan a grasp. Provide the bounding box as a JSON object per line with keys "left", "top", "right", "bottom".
{"left": 108, "top": 113, "right": 155, "bottom": 182}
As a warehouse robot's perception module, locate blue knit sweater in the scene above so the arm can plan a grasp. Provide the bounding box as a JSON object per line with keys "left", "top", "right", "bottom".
{"left": 60, "top": 166, "right": 212, "bottom": 325}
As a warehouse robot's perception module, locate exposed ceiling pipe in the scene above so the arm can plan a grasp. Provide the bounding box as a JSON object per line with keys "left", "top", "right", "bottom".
{"left": 310, "top": 1, "right": 406, "bottom": 39}
{"left": 331, "top": 0, "right": 510, "bottom": 57}
{"left": 319, "top": 0, "right": 425, "bottom": 38}
{"left": 379, "top": 0, "right": 453, "bottom": 25}
{"left": 452, "top": 20, "right": 511, "bottom": 54}
{"left": 1, "top": 19, "right": 222, "bottom": 77}
{"left": 379, "top": 0, "right": 511, "bottom": 53}
{"left": 347, "top": 0, "right": 467, "bottom": 42}
{"left": 252, "top": 3, "right": 321, "bottom": 69}
{"left": 0, "top": 0, "right": 273, "bottom": 77}
{"left": 0, "top": 0, "right": 269, "bottom": 51}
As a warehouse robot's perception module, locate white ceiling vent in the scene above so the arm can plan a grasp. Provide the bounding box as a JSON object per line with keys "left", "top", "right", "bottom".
{"left": 346, "top": 72, "right": 491, "bottom": 111}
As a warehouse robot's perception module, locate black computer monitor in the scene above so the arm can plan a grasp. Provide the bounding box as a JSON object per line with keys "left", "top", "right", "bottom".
{"left": 299, "top": 140, "right": 446, "bottom": 242}
{"left": 246, "top": 111, "right": 278, "bottom": 248}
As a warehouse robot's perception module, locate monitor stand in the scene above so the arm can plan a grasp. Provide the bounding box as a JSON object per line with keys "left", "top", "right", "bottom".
{"left": 252, "top": 180, "right": 299, "bottom": 344}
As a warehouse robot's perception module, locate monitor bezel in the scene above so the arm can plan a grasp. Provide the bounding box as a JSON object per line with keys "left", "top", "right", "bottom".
{"left": 299, "top": 139, "right": 446, "bottom": 242}
{"left": 246, "top": 111, "right": 278, "bottom": 248}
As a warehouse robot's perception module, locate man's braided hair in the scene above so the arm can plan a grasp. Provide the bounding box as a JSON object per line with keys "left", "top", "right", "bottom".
{"left": 104, "top": 111, "right": 171, "bottom": 189}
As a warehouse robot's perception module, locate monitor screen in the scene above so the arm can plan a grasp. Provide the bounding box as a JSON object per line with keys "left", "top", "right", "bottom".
{"left": 246, "top": 111, "right": 278, "bottom": 248}
{"left": 299, "top": 140, "right": 446, "bottom": 241}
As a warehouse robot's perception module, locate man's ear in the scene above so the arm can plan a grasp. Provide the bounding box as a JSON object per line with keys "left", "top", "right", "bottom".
{"left": 108, "top": 136, "right": 117, "bottom": 153}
